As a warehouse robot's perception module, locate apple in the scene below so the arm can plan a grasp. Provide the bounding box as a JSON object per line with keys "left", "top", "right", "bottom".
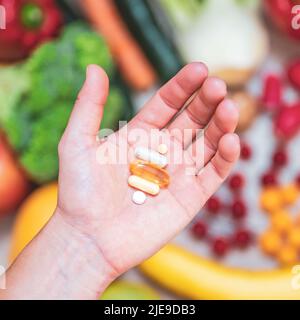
{"left": 0, "top": 133, "right": 29, "bottom": 216}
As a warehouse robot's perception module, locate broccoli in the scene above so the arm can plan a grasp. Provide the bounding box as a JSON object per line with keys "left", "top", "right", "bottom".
{"left": 0, "top": 23, "right": 132, "bottom": 184}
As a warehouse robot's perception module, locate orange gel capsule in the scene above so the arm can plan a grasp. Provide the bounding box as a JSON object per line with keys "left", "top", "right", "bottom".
{"left": 130, "top": 161, "right": 170, "bottom": 188}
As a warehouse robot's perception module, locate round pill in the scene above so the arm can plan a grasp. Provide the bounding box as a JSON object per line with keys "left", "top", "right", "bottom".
{"left": 157, "top": 144, "right": 168, "bottom": 155}
{"left": 132, "top": 191, "right": 147, "bottom": 205}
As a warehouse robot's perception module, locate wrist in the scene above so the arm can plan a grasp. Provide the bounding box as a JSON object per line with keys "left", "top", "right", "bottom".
{"left": 5, "top": 209, "right": 118, "bottom": 300}
{"left": 44, "top": 210, "right": 118, "bottom": 299}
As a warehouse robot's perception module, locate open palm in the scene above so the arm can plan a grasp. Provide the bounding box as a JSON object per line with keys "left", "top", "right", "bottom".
{"left": 57, "top": 63, "right": 240, "bottom": 277}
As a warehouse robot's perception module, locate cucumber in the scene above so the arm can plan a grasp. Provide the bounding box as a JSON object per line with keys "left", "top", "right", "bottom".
{"left": 114, "top": 0, "right": 184, "bottom": 82}
{"left": 56, "top": 0, "right": 82, "bottom": 22}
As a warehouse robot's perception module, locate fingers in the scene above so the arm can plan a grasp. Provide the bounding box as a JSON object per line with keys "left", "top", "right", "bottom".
{"left": 128, "top": 63, "right": 208, "bottom": 130}
{"left": 187, "top": 99, "right": 239, "bottom": 170}
{"left": 63, "top": 65, "right": 109, "bottom": 144}
{"left": 197, "top": 133, "right": 240, "bottom": 200}
{"left": 203, "top": 99, "right": 239, "bottom": 163}
{"left": 168, "top": 77, "right": 227, "bottom": 148}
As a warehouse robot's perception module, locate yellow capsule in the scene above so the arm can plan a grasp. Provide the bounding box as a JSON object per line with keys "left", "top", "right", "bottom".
{"left": 128, "top": 175, "right": 160, "bottom": 196}
{"left": 130, "top": 161, "right": 170, "bottom": 188}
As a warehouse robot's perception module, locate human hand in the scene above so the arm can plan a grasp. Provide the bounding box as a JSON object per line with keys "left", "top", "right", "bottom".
{"left": 56, "top": 63, "right": 240, "bottom": 281}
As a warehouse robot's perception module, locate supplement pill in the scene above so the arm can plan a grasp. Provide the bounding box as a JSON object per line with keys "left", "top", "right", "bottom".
{"left": 132, "top": 191, "right": 147, "bottom": 205}
{"left": 128, "top": 175, "right": 160, "bottom": 195}
{"left": 130, "top": 161, "right": 170, "bottom": 188}
{"left": 134, "top": 147, "right": 168, "bottom": 168}
{"left": 157, "top": 144, "right": 168, "bottom": 155}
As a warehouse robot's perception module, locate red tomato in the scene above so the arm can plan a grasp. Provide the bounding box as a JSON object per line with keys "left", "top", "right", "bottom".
{"left": 0, "top": 134, "right": 29, "bottom": 216}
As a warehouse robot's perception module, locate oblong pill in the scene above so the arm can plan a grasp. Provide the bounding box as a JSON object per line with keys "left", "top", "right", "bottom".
{"left": 128, "top": 175, "right": 160, "bottom": 195}
{"left": 134, "top": 147, "right": 168, "bottom": 168}
{"left": 130, "top": 161, "right": 170, "bottom": 188}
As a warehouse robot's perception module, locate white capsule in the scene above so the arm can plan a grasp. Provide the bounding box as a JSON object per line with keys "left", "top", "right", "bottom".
{"left": 132, "top": 191, "right": 147, "bottom": 205}
{"left": 128, "top": 175, "right": 160, "bottom": 195}
{"left": 134, "top": 147, "right": 168, "bottom": 168}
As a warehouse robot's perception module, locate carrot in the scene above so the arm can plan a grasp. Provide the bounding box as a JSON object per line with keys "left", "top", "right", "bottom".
{"left": 82, "top": 0, "right": 157, "bottom": 91}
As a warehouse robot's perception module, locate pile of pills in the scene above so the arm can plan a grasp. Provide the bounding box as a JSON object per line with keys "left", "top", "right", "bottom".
{"left": 128, "top": 144, "right": 170, "bottom": 205}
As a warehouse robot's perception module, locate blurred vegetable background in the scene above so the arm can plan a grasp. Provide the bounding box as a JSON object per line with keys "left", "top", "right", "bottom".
{"left": 1, "top": 0, "right": 300, "bottom": 300}
{"left": 0, "top": 22, "right": 131, "bottom": 183}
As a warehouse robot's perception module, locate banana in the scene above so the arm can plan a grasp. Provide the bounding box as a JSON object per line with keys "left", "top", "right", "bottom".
{"left": 139, "top": 244, "right": 300, "bottom": 300}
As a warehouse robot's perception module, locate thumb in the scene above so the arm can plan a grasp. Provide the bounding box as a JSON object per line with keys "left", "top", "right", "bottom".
{"left": 64, "top": 65, "right": 109, "bottom": 143}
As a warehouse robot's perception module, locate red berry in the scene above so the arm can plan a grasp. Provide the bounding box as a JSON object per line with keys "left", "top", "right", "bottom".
{"left": 261, "top": 172, "right": 277, "bottom": 187}
{"left": 212, "top": 238, "right": 229, "bottom": 257}
{"left": 262, "top": 74, "right": 282, "bottom": 111}
{"left": 191, "top": 221, "right": 207, "bottom": 239}
{"left": 231, "top": 200, "right": 247, "bottom": 219}
{"left": 206, "top": 196, "right": 221, "bottom": 214}
{"left": 229, "top": 173, "right": 245, "bottom": 191}
{"left": 233, "top": 229, "right": 252, "bottom": 249}
{"left": 240, "top": 143, "right": 252, "bottom": 160}
{"left": 272, "top": 150, "right": 288, "bottom": 168}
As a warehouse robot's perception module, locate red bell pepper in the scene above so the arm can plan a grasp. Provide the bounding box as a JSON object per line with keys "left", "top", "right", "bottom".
{"left": 0, "top": 0, "right": 63, "bottom": 62}
{"left": 264, "top": 0, "right": 300, "bottom": 41}
{"left": 262, "top": 74, "right": 283, "bottom": 111}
